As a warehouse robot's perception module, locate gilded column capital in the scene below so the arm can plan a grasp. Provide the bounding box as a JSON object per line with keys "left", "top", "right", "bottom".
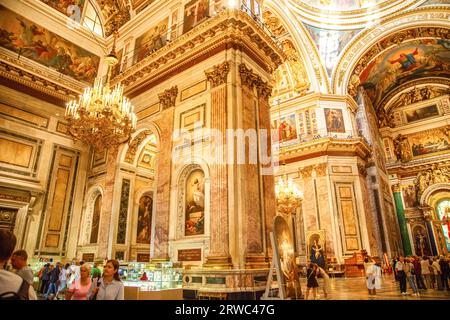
{"left": 255, "top": 78, "right": 272, "bottom": 101}
{"left": 158, "top": 86, "right": 178, "bottom": 110}
{"left": 357, "top": 163, "right": 367, "bottom": 177}
{"left": 391, "top": 183, "right": 401, "bottom": 193}
{"left": 239, "top": 63, "right": 259, "bottom": 88}
{"left": 299, "top": 165, "right": 314, "bottom": 179}
{"left": 314, "top": 163, "right": 327, "bottom": 177}
{"left": 205, "top": 61, "right": 230, "bottom": 88}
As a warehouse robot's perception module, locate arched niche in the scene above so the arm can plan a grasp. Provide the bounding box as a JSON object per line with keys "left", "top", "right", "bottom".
{"left": 175, "top": 163, "right": 210, "bottom": 240}
{"left": 79, "top": 185, "right": 104, "bottom": 246}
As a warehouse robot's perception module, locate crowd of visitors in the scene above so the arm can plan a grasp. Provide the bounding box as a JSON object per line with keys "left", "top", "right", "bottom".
{"left": 392, "top": 255, "right": 450, "bottom": 295}
{"left": 0, "top": 229, "right": 124, "bottom": 300}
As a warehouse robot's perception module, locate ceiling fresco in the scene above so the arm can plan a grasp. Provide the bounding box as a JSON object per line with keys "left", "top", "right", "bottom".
{"left": 359, "top": 39, "right": 450, "bottom": 107}
{"left": 304, "top": 23, "right": 361, "bottom": 77}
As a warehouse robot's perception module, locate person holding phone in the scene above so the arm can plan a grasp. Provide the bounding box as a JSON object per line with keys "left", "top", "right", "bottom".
{"left": 90, "top": 259, "right": 124, "bottom": 300}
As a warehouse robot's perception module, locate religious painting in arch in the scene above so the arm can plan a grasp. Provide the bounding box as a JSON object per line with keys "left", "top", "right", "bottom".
{"left": 183, "top": 0, "right": 209, "bottom": 34}
{"left": 436, "top": 199, "right": 450, "bottom": 252}
{"left": 412, "top": 225, "right": 432, "bottom": 257}
{"left": 90, "top": 194, "right": 101, "bottom": 244}
{"left": 306, "top": 230, "right": 326, "bottom": 269}
{"left": 185, "top": 169, "right": 205, "bottom": 236}
{"left": 136, "top": 193, "right": 153, "bottom": 244}
{"left": 324, "top": 108, "right": 345, "bottom": 133}
{"left": 360, "top": 40, "right": 450, "bottom": 106}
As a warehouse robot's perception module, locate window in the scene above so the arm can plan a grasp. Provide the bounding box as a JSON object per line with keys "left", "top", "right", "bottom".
{"left": 83, "top": 1, "right": 104, "bottom": 37}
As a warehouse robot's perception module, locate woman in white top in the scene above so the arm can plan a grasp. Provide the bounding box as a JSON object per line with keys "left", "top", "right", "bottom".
{"left": 91, "top": 259, "right": 124, "bottom": 300}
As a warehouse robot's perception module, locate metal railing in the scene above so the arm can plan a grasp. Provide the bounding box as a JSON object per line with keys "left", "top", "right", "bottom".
{"left": 111, "top": 4, "right": 280, "bottom": 78}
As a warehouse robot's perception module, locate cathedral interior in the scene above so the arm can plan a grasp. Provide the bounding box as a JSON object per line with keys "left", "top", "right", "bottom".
{"left": 0, "top": 0, "right": 449, "bottom": 298}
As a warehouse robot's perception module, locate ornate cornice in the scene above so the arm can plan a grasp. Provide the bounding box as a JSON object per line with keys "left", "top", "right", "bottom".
{"left": 279, "top": 137, "right": 371, "bottom": 164}
{"left": 111, "top": 9, "right": 285, "bottom": 98}
{"left": 0, "top": 50, "right": 82, "bottom": 105}
{"left": 158, "top": 86, "right": 178, "bottom": 110}
{"left": 387, "top": 159, "right": 450, "bottom": 178}
{"left": 205, "top": 61, "right": 230, "bottom": 88}
{"left": 379, "top": 78, "right": 450, "bottom": 113}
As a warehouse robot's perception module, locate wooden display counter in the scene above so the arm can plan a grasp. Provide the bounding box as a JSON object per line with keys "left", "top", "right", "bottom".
{"left": 124, "top": 286, "right": 183, "bottom": 300}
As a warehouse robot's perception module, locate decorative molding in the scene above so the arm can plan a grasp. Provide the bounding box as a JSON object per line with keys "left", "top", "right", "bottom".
{"left": 205, "top": 62, "right": 230, "bottom": 88}
{"left": 158, "top": 86, "right": 178, "bottom": 110}
{"left": 125, "top": 129, "right": 154, "bottom": 164}
{"left": 111, "top": 9, "right": 285, "bottom": 97}
{"left": 380, "top": 77, "right": 450, "bottom": 113}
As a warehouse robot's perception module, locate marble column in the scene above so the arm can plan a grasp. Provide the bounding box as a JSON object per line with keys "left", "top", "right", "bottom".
{"left": 392, "top": 184, "right": 412, "bottom": 256}
{"left": 239, "top": 63, "right": 271, "bottom": 268}
{"left": 153, "top": 86, "right": 178, "bottom": 261}
{"left": 97, "top": 147, "right": 119, "bottom": 260}
{"left": 203, "top": 62, "right": 232, "bottom": 268}
{"left": 256, "top": 81, "right": 276, "bottom": 258}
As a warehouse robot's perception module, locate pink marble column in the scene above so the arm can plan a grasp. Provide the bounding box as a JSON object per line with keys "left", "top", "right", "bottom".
{"left": 152, "top": 86, "right": 177, "bottom": 260}
{"left": 204, "top": 62, "right": 232, "bottom": 268}
{"left": 97, "top": 147, "right": 118, "bottom": 260}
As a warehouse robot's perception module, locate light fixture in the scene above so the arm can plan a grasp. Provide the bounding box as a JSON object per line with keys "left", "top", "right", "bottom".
{"left": 65, "top": 35, "right": 137, "bottom": 152}
{"left": 275, "top": 175, "right": 303, "bottom": 215}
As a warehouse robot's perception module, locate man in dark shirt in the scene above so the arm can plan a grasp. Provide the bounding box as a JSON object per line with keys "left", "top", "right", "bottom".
{"left": 44, "top": 262, "right": 60, "bottom": 299}
{"left": 412, "top": 256, "right": 426, "bottom": 290}
{"left": 439, "top": 256, "right": 450, "bottom": 290}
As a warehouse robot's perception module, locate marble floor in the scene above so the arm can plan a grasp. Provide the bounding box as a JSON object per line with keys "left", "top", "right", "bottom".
{"left": 301, "top": 275, "right": 450, "bottom": 300}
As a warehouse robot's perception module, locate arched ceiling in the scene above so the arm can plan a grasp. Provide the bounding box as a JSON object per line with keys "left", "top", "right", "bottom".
{"left": 347, "top": 27, "right": 450, "bottom": 110}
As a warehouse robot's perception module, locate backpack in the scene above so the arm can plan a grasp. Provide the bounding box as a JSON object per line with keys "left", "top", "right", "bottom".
{"left": 0, "top": 278, "right": 30, "bottom": 300}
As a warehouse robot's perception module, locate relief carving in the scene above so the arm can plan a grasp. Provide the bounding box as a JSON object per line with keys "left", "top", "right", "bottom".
{"left": 238, "top": 63, "right": 272, "bottom": 100}
{"left": 391, "top": 183, "right": 401, "bottom": 193}
{"left": 414, "top": 164, "right": 450, "bottom": 196}
{"left": 158, "top": 86, "right": 178, "bottom": 110}
{"left": 205, "top": 61, "right": 230, "bottom": 88}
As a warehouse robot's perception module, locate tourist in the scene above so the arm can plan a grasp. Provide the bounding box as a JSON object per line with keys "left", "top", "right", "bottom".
{"left": 39, "top": 263, "right": 50, "bottom": 294}
{"left": 364, "top": 258, "right": 376, "bottom": 295}
{"left": 0, "top": 230, "right": 36, "bottom": 300}
{"left": 431, "top": 257, "right": 443, "bottom": 290}
{"left": 91, "top": 262, "right": 102, "bottom": 282}
{"left": 412, "top": 256, "right": 426, "bottom": 290}
{"left": 55, "top": 263, "right": 70, "bottom": 300}
{"left": 395, "top": 256, "right": 407, "bottom": 295}
{"left": 317, "top": 266, "right": 330, "bottom": 299}
{"left": 305, "top": 263, "right": 319, "bottom": 300}
{"left": 404, "top": 258, "right": 419, "bottom": 296}
{"left": 10, "top": 250, "right": 34, "bottom": 286}
{"left": 65, "top": 263, "right": 92, "bottom": 300}
{"left": 374, "top": 262, "right": 382, "bottom": 293}
{"left": 91, "top": 259, "right": 124, "bottom": 300}
{"left": 421, "top": 256, "right": 432, "bottom": 290}
{"left": 439, "top": 255, "right": 449, "bottom": 290}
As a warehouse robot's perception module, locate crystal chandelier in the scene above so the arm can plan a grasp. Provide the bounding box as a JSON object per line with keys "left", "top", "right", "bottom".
{"left": 65, "top": 49, "right": 136, "bottom": 152}
{"left": 275, "top": 175, "right": 303, "bottom": 215}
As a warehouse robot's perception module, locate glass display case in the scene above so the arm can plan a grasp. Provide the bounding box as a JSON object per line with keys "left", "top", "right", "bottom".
{"left": 121, "top": 262, "right": 183, "bottom": 291}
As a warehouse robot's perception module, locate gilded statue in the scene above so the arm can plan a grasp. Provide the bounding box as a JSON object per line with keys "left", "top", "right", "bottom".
{"left": 393, "top": 134, "right": 412, "bottom": 162}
